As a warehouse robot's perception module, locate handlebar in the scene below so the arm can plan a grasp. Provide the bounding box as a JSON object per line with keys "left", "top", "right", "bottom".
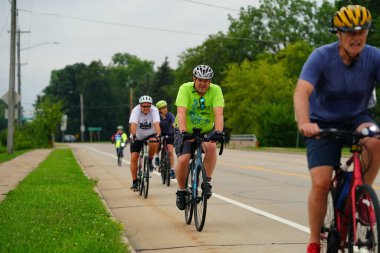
{"left": 317, "top": 126, "right": 380, "bottom": 143}
{"left": 179, "top": 128, "right": 224, "bottom": 155}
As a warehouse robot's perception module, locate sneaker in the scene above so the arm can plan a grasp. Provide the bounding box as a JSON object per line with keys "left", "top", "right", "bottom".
{"left": 306, "top": 243, "right": 320, "bottom": 253}
{"left": 201, "top": 181, "right": 212, "bottom": 199}
{"left": 358, "top": 198, "right": 376, "bottom": 225}
{"left": 130, "top": 182, "right": 138, "bottom": 191}
{"left": 170, "top": 170, "right": 176, "bottom": 179}
{"left": 176, "top": 190, "right": 187, "bottom": 210}
{"left": 155, "top": 156, "right": 160, "bottom": 166}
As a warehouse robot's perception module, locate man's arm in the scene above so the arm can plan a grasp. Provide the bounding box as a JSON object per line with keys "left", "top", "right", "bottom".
{"left": 154, "top": 122, "right": 161, "bottom": 136}
{"left": 130, "top": 123, "right": 137, "bottom": 137}
{"left": 293, "top": 79, "right": 319, "bottom": 137}
{"left": 213, "top": 107, "right": 224, "bottom": 132}
{"left": 177, "top": 106, "right": 187, "bottom": 132}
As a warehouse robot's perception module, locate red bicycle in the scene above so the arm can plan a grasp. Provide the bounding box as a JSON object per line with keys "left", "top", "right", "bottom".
{"left": 320, "top": 126, "right": 380, "bottom": 253}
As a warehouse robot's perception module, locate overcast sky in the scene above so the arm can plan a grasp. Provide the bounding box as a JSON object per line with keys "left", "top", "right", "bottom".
{"left": 0, "top": 0, "right": 329, "bottom": 117}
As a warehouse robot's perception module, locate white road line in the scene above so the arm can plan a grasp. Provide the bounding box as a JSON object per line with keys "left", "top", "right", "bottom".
{"left": 86, "top": 146, "right": 310, "bottom": 234}
{"left": 86, "top": 146, "right": 130, "bottom": 165}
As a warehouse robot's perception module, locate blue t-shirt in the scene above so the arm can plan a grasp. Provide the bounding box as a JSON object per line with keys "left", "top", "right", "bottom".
{"left": 160, "top": 111, "right": 175, "bottom": 135}
{"left": 300, "top": 41, "right": 380, "bottom": 122}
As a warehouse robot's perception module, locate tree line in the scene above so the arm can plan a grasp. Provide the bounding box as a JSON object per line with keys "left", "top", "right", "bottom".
{"left": 1, "top": 0, "right": 379, "bottom": 149}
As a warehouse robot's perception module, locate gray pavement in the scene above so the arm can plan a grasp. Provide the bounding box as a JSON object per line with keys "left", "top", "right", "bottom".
{"left": 0, "top": 149, "right": 51, "bottom": 201}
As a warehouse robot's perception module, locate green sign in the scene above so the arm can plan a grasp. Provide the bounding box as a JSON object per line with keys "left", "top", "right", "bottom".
{"left": 88, "top": 127, "right": 102, "bottom": 131}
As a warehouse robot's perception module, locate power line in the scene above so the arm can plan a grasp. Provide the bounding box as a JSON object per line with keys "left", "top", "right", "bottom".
{"left": 177, "top": 0, "right": 240, "bottom": 12}
{"left": 18, "top": 9, "right": 278, "bottom": 43}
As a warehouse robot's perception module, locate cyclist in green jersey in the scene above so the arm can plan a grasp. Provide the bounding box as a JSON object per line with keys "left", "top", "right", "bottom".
{"left": 174, "top": 64, "right": 225, "bottom": 210}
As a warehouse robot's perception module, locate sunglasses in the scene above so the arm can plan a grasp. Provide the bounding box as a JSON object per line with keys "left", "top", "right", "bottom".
{"left": 199, "top": 97, "right": 205, "bottom": 110}
{"left": 141, "top": 105, "right": 151, "bottom": 109}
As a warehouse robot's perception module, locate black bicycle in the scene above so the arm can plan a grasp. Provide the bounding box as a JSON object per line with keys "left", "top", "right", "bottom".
{"left": 160, "top": 135, "right": 171, "bottom": 186}
{"left": 136, "top": 139, "right": 159, "bottom": 199}
{"left": 180, "top": 128, "right": 224, "bottom": 232}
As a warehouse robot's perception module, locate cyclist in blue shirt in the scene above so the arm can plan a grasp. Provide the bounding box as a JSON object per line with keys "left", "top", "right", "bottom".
{"left": 155, "top": 100, "right": 176, "bottom": 179}
{"left": 293, "top": 5, "right": 380, "bottom": 253}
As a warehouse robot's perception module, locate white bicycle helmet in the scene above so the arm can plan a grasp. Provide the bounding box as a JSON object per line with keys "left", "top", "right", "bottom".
{"left": 139, "top": 95, "right": 153, "bottom": 104}
{"left": 193, "top": 65, "right": 214, "bottom": 79}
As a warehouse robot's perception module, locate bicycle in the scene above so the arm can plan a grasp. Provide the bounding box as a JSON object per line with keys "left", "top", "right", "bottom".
{"left": 179, "top": 128, "right": 224, "bottom": 232}
{"left": 159, "top": 135, "right": 171, "bottom": 186}
{"left": 117, "top": 142, "right": 126, "bottom": 166}
{"left": 319, "top": 126, "right": 380, "bottom": 253}
{"left": 136, "top": 139, "right": 159, "bottom": 199}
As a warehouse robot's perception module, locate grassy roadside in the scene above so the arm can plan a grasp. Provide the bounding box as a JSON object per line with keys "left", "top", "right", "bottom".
{"left": 0, "top": 148, "right": 128, "bottom": 253}
{"left": 0, "top": 150, "right": 31, "bottom": 163}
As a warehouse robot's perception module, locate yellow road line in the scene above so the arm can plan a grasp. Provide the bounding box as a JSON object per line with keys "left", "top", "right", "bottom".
{"left": 219, "top": 161, "right": 380, "bottom": 190}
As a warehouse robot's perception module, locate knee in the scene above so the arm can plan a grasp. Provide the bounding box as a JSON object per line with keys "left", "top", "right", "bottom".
{"left": 311, "top": 178, "right": 330, "bottom": 196}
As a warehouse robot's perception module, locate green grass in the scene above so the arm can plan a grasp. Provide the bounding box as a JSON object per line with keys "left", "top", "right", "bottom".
{"left": 0, "top": 148, "right": 128, "bottom": 253}
{"left": 0, "top": 149, "right": 31, "bottom": 163}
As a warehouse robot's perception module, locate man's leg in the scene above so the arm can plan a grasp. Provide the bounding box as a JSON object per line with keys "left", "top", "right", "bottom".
{"left": 308, "top": 166, "right": 333, "bottom": 244}
{"left": 356, "top": 123, "right": 380, "bottom": 185}
{"left": 130, "top": 152, "right": 139, "bottom": 180}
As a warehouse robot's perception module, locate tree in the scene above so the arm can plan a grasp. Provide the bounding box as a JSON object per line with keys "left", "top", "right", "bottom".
{"left": 152, "top": 57, "right": 176, "bottom": 109}
{"left": 33, "top": 97, "right": 64, "bottom": 147}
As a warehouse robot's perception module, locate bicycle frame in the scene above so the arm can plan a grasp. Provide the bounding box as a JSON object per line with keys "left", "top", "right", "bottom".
{"left": 320, "top": 127, "right": 380, "bottom": 251}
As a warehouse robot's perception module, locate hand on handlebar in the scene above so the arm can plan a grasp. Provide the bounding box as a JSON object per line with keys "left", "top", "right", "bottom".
{"left": 208, "top": 130, "right": 225, "bottom": 142}
{"left": 299, "top": 123, "right": 320, "bottom": 137}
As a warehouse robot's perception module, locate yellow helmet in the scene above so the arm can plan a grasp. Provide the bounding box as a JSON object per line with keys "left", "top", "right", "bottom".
{"left": 156, "top": 100, "right": 167, "bottom": 109}
{"left": 330, "top": 5, "right": 372, "bottom": 33}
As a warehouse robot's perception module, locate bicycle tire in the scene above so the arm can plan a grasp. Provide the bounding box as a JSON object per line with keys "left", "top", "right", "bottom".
{"left": 321, "top": 189, "right": 340, "bottom": 253}
{"left": 165, "top": 151, "right": 170, "bottom": 187}
{"left": 117, "top": 152, "right": 122, "bottom": 166}
{"left": 347, "top": 184, "right": 380, "bottom": 253}
{"left": 143, "top": 156, "right": 149, "bottom": 199}
{"left": 139, "top": 157, "right": 144, "bottom": 196}
{"left": 194, "top": 164, "right": 207, "bottom": 232}
{"left": 160, "top": 150, "right": 166, "bottom": 185}
{"left": 185, "top": 163, "right": 193, "bottom": 225}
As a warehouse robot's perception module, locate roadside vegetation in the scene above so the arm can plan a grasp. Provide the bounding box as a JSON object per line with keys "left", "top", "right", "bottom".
{"left": 0, "top": 149, "right": 30, "bottom": 163}
{"left": 0, "top": 148, "right": 128, "bottom": 253}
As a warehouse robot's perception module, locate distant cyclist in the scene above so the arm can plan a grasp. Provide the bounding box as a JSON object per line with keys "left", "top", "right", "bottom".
{"left": 129, "top": 95, "right": 161, "bottom": 190}
{"left": 111, "top": 125, "right": 128, "bottom": 157}
{"left": 174, "top": 64, "right": 225, "bottom": 210}
{"left": 155, "top": 100, "right": 176, "bottom": 179}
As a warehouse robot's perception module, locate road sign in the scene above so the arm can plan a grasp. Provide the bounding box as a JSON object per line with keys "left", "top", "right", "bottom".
{"left": 1, "top": 91, "right": 21, "bottom": 106}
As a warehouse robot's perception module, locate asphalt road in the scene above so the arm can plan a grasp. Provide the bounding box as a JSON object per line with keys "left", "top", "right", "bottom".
{"left": 68, "top": 143, "right": 380, "bottom": 253}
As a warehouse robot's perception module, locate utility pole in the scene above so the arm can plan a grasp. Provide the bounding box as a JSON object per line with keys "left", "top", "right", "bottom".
{"left": 129, "top": 87, "right": 133, "bottom": 112}
{"left": 16, "top": 28, "right": 30, "bottom": 126}
{"left": 80, "top": 93, "right": 85, "bottom": 142}
{"left": 7, "top": 0, "right": 17, "bottom": 154}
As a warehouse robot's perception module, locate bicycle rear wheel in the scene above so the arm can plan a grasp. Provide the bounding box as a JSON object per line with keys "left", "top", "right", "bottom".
{"left": 194, "top": 164, "right": 207, "bottom": 232}
{"left": 185, "top": 163, "right": 193, "bottom": 225}
{"left": 348, "top": 184, "right": 380, "bottom": 253}
{"left": 143, "top": 156, "right": 149, "bottom": 199}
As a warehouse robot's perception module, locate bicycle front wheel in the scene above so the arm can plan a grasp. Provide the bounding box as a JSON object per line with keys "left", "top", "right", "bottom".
{"left": 348, "top": 184, "right": 380, "bottom": 253}
{"left": 138, "top": 157, "right": 144, "bottom": 196}
{"left": 160, "top": 150, "right": 167, "bottom": 185}
{"left": 165, "top": 151, "right": 171, "bottom": 187}
{"left": 117, "top": 153, "right": 122, "bottom": 166}
{"left": 143, "top": 156, "right": 149, "bottom": 199}
{"left": 194, "top": 164, "right": 207, "bottom": 232}
{"left": 185, "top": 163, "right": 193, "bottom": 225}
{"left": 321, "top": 186, "right": 340, "bottom": 253}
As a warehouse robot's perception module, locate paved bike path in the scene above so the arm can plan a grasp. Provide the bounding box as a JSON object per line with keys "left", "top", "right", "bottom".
{"left": 0, "top": 149, "right": 51, "bottom": 201}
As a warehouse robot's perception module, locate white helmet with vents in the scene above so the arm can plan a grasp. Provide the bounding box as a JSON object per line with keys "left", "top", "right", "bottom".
{"left": 139, "top": 95, "right": 153, "bottom": 104}
{"left": 193, "top": 65, "right": 214, "bottom": 79}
